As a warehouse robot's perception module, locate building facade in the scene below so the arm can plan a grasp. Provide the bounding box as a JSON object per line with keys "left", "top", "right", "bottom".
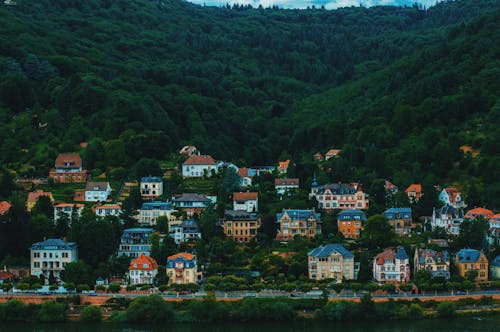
{"left": 431, "top": 205, "right": 464, "bottom": 235}
{"left": 84, "top": 182, "right": 111, "bottom": 202}
{"left": 128, "top": 254, "right": 158, "bottom": 285}
{"left": 384, "top": 207, "right": 413, "bottom": 236}
{"left": 94, "top": 204, "right": 122, "bottom": 218}
{"left": 455, "top": 249, "right": 488, "bottom": 282}
{"left": 439, "top": 187, "right": 466, "bottom": 209}
{"left": 337, "top": 210, "right": 366, "bottom": 239}
{"left": 138, "top": 201, "right": 177, "bottom": 226}
{"left": 140, "top": 176, "right": 163, "bottom": 199}
{"left": 414, "top": 248, "right": 451, "bottom": 280}
{"left": 182, "top": 155, "right": 218, "bottom": 178}
{"left": 405, "top": 184, "right": 422, "bottom": 203}
{"left": 118, "top": 228, "right": 154, "bottom": 258}
{"left": 233, "top": 192, "right": 258, "bottom": 212}
{"left": 170, "top": 220, "right": 202, "bottom": 244}
{"left": 275, "top": 178, "right": 299, "bottom": 196}
{"left": 308, "top": 244, "right": 358, "bottom": 281}
{"left": 276, "top": 209, "right": 321, "bottom": 241}
{"left": 53, "top": 203, "right": 84, "bottom": 223}
{"left": 222, "top": 210, "right": 261, "bottom": 243}
{"left": 491, "top": 255, "right": 500, "bottom": 280}
{"left": 310, "top": 180, "right": 369, "bottom": 211}
{"left": 172, "top": 193, "right": 212, "bottom": 217}
{"left": 29, "top": 238, "right": 78, "bottom": 284}
{"left": 166, "top": 253, "right": 199, "bottom": 285}
{"left": 26, "top": 190, "right": 54, "bottom": 212}
{"left": 48, "top": 153, "right": 87, "bottom": 183}
{"left": 373, "top": 248, "right": 410, "bottom": 284}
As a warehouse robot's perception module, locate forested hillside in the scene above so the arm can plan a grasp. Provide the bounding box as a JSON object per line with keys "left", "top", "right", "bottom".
{"left": 0, "top": 0, "right": 499, "bottom": 206}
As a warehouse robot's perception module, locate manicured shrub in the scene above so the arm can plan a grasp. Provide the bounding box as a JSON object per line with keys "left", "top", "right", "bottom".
{"left": 81, "top": 305, "right": 103, "bottom": 322}
{"left": 125, "top": 295, "right": 174, "bottom": 323}
{"left": 437, "top": 301, "right": 456, "bottom": 317}
{"left": 39, "top": 301, "right": 67, "bottom": 322}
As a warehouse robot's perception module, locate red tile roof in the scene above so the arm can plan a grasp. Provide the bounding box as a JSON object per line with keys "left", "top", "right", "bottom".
{"left": 237, "top": 168, "right": 251, "bottom": 178}
{"left": 183, "top": 154, "right": 216, "bottom": 165}
{"left": 275, "top": 178, "right": 299, "bottom": 186}
{"left": 375, "top": 249, "right": 396, "bottom": 264}
{"left": 0, "top": 201, "right": 12, "bottom": 215}
{"left": 54, "top": 203, "right": 84, "bottom": 208}
{"left": 405, "top": 184, "right": 422, "bottom": 194}
{"left": 278, "top": 160, "right": 290, "bottom": 171}
{"left": 444, "top": 187, "right": 461, "bottom": 203}
{"left": 27, "top": 190, "right": 53, "bottom": 203}
{"left": 0, "top": 270, "right": 13, "bottom": 280}
{"left": 465, "top": 208, "right": 494, "bottom": 219}
{"left": 129, "top": 254, "right": 158, "bottom": 271}
{"left": 233, "top": 192, "right": 258, "bottom": 201}
{"left": 385, "top": 180, "right": 398, "bottom": 191}
{"left": 55, "top": 153, "right": 82, "bottom": 169}
{"left": 168, "top": 252, "right": 196, "bottom": 261}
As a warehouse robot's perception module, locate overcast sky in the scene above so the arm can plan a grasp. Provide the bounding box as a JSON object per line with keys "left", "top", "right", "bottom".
{"left": 188, "top": 0, "right": 440, "bottom": 9}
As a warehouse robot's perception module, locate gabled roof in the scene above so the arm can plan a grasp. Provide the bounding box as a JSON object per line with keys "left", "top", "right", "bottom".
{"left": 0, "top": 270, "right": 13, "bottom": 281}
{"left": 275, "top": 178, "right": 299, "bottom": 186}
{"left": 30, "top": 238, "right": 77, "bottom": 250}
{"left": 183, "top": 154, "right": 216, "bottom": 165}
{"left": 141, "top": 176, "right": 162, "bottom": 183}
{"left": 237, "top": 168, "right": 251, "bottom": 178}
{"left": 27, "top": 190, "right": 53, "bottom": 203}
{"left": 338, "top": 209, "right": 367, "bottom": 220}
{"left": 437, "top": 204, "right": 464, "bottom": 218}
{"left": 465, "top": 207, "right": 494, "bottom": 219}
{"left": 396, "top": 247, "right": 409, "bottom": 260}
{"left": 375, "top": 247, "right": 408, "bottom": 264}
{"left": 277, "top": 209, "right": 320, "bottom": 222}
{"left": 457, "top": 249, "right": 483, "bottom": 263}
{"left": 55, "top": 153, "right": 82, "bottom": 168}
{"left": 492, "top": 255, "right": 500, "bottom": 267}
{"left": 129, "top": 254, "right": 158, "bottom": 271}
{"left": 278, "top": 160, "right": 290, "bottom": 170}
{"left": 0, "top": 201, "right": 12, "bottom": 215}
{"left": 85, "top": 182, "right": 110, "bottom": 191}
{"left": 167, "top": 252, "right": 196, "bottom": 261}
{"left": 385, "top": 180, "right": 398, "bottom": 191}
{"left": 233, "top": 192, "right": 258, "bottom": 201}
{"left": 416, "top": 248, "right": 450, "bottom": 264}
{"left": 405, "top": 184, "right": 422, "bottom": 194}
{"left": 308, "top": 244, "right": 354, "bottom": 258}
{"left": 313, "top": 183, "right": 358, "bottom": 195}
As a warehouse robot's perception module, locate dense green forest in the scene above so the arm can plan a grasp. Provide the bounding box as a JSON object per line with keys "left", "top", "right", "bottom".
{"left": 0, "top": 0, "right": 499, "bottom": 207}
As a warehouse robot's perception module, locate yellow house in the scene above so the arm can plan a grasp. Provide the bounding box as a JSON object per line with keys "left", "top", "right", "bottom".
{"left": 166, "top": 253, "right": 199, "bottom": 285}
{"left": 26, "top": 190, "right": 54, "bottom": 212}
{"left": 455, "top": 249, "right": 488, "bottom": 282}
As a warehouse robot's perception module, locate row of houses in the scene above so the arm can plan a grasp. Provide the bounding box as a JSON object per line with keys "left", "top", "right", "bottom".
{"left": 308, "top": 244, "right": 499, "bottom": 284}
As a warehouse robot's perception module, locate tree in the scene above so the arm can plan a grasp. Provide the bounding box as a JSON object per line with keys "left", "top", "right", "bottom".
{"left": 361, "top": 215, "right": 396, "bottom": 249}
{"left": 437, "top": 301, "right": 456, "bottom": 317}
{"left": 31, "top": 196, "right": 54, "bottom": 219}
{"left": 60, "top": 260, "right": 93, "bottom": 286}
{"left": 81, "top": 305, "right": 102, "bottom": 322}
{"left": 126, "top": 295, "right": 174, "bottom": 323}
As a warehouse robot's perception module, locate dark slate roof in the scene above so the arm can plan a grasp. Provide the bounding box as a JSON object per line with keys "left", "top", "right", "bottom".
{"left": 276, "top": 209, "right": 321, "bottom": 222}
{"left": 141, "top": 201, "right": 172, "bottom": 210}
{"left": 416, "top": 249, "right": 450, "bottom": 264}
{"left": 384, "top": 207, "right": 412, "bottom": 219}
{"left": 395, "top": 247, "right": 409, "bottom": 260}
{"left": 492, "top": 255, "right": 500, "bottom": 267}
{"left": 308, "top": 244, "right": 354, "bottom": 259}
{"left": 457, "top": 249, "right": 482, "bottom": 263}
{"left": 123, "top": 228, "right": 154, "bottom": 234}
{"left": 224, "top": 210, "right": 259, "bottom": 221}
{"left": 314, "top": 183, "right": 357, "bottom": 195}
{"left": 30, "top": 238, "right": 77, "bottom": 250}
{"left": 438, "top": 205, "right": 464, "bottom": 218}
{"left": 141, "top": 176, "right": 162, "bottom": 183}
{"left": 173, "top": 193, "right": 211, "bottom": 203}
{"left": 338, "top": 209, "right": 367, "bottom": 221}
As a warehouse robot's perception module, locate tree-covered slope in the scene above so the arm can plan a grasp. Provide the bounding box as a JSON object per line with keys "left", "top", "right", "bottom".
{"left": 0, "top": 0, "right": 498, "bottom": 171}
{"left": 290, "top": 10, "right": 500, "bottom": 208}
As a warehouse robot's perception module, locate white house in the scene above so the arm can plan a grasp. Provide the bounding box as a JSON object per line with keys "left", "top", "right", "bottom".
{"left": 53, "top": 203, "right": 84, "bottom": 223}
{"left": 138, "top": 201, "right": 178, "bottom": 227}
{"left": 233, "top": 192, "right": 258, "bottom": 212}
{"left": 128, "top": 254, "right": 158, "bottom": 285}
{"left": 94, "top": 204, "right": 122, "bottom": 218}
{"left": 140, "top": 176, "right": 163, "bottom": 199}
{"left": 431, "top": 205, "right": 464, "bottom": 235}
{"left": 182, "top": 155, "right": 218, "bottom": 178}
{"left": 373, "top": 247, "right": 410, "bottom": 284}
{"left": 170, "top": 220, "right": 202, "bottom": 244}
{"left": 85, "top": 181, "right": 111, "bottom": 202}
{"left": 438, "top": 187, "right": 466, "bottom": 208}
{"left": 30, "top": 238, "right": 78, "bottom": 284}
{"left": 275, "top": 178, "right": 299, "bottom": 196}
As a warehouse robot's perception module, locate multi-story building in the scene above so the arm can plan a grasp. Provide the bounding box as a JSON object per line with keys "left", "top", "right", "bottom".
{"left": 26, "top": 190, "right": 54, "bottom": 212}
{"left": 275, "top": 178, "right": 299, "bottom": 196}
{"left": 233, "top": 192, "right": 258, "bottom": 212}
{"left": 439, "top": 187, "right": 466, "bottom": 209}
{"left": 431, "top": 205, "right": 464, "bottom": 235}
{"left": 276, "top": 209, "right": 321, "bottom": 241}
{"left": 373, "top": 247, "right": 410, "bottom": 284}
{"left": 48, "top": 153, "right": 87, "bottom": 183}
{"left": 337, "top": 210, "right": 366, "bottom": 239}
{"left": 170, "top": 220, "right": 202, "bottom": 244}
{"left": 128, "top": 254, "right": 158, "bottom": 285}
{"left": 384, "top": 207, "right": 413, "bottom": 236}
{"left": 138, "top": 201, "right": 177, "bottom": 226}
{"left": 491, "top": 255, "right": 500, "bottom": 279}
{"left": 94, "top": 204, "right": 122, "bottom": 218}
{"left": 29, "top": 238, "right": 78, "bottom": 284}
{"left": 308, "top": 244, "right": 358, "bottom": 281}
{"left": 172, "top": 193, "right": 212, "bottom": 217}
{"left": 140, "top": 176, "right": 163, "bottom": 199}
{"left": 222, "top": 210, "right": 261, "bottom": 243}
{"left": 84, "top": 181, "right": 111, "bottom": 202}
{"left": 166, "top": 253, "right": 199, "bottom": 285}
{"left": 53, "top": 203, "right": 84, "bottom": 223}
{"left": 310, "top": 179, "right": 369, "bottom": 211}
{"left": 182, "top": 155, "right": 218, "bottom": 178}
{"left": 118, "top": 228, "right": 154, "bottom": 258}
{"left": 455, "top": 249, "right": 488, "bottom": 282}
{"left": 405, "top": 184, "right": 422, "bottom": 203}
{"left": 465, "top": 207, "right": 494, "bottom": 220}
{"left": 414, "top": 248, "right": 451, "bottom": 280}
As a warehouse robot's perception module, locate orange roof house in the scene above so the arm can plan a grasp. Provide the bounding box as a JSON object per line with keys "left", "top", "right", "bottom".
{"left": 168, "top": 252, "right": 196, "bottom": 261}
{"left": 385, "top": 180, "right": 398, "bottom": 192}
{"left": 49, "top": 153, "right": 87, "bottom": 183}
{"left": 465, "top": 207, "right": 494, "bottom": 220}
{"left": 180, "top": 145, "right": 199, "bottom": 156}
{"left": 26, "top": 190, "right": 54, "bottom": 211}
{"left": 405, "top": 184, "right": 422, "bottom": 203}
{"left": 183, "top": 155, "right": 216, "bottom": 165}
{"left": 0, "top": 201, "right": 12, "bottom": 216}
{"left": 128, "top": 254, "right": 158, "bottom": 285}
{"left": 182, "top": 155, "right": 218, "bottom": 178}
{"left": 325, "top": 149, "right": 341, "bottom": 160}
{"left": 278, "top": 160, "right": 290, "bottom": 174}
{"left": 129, "top": 254, "right": 158, "bottom": 271}
{"left": 233, "top": 192, "right": 259, "bottom": 212}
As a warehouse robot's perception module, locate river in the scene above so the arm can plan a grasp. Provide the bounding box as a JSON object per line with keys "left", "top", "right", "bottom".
{"left": 1, "top": 318, "right": 500, "bottom": 332}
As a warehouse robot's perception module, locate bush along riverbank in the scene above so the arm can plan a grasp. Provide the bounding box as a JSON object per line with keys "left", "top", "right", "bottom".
{"left": 1, "top": 295, "right": 500, "bottom": 323}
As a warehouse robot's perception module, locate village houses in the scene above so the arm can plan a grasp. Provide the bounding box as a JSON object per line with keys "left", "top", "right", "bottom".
{"left": 172, "top": 193, "right": 213, "bottom": 217}
{"left": 384, "top": 207, "right": 413, "bottom": 236}
{"left": 30, "top": 238, "right": 78, "bottom": 284}
{"left": 140, "top": 176, "right": 163, "bottom": 199}
{"left": 431, "top": 205, "right": 464, "bottom": 235}
{"left": 222, "top": 210, "right": 261, "bottom": 243}
{"left": 138, "top": 201, "right": 177, "bottom": 226}
{"left": 94, "top": 204, "right": 122, "bottom": 218}
{"left": 233, "top": 192, "right": 258, "bottom": 212}
{"left": 310, "top": 178, "right": 369, "bottom": 210}
{"left": 276, "top": 209, "right": 321, "bottom": 241}
{"left": 414, "top": 248, "right": 451, "bottom": 280}
{"left": 118, "top": 228, "right": 154, "bottom": 258}
{"left": 182, "top": 154, "right": 218, "bottom": 178}
{"left": 455, "top": 249, "right": 488, "bottom": 282}
{"left": 26, "top": 190, "right": 54, "bottom": 212}
{"left": 170, "top": 219, "right": 202, "bottom": 244}
{"left": 166, "top": 253, "right": 199, "bottom": 285}
{"left": 128, "top": 254, "right": 158, "bottom": 285}
{"left": 48, "top": 153, "right": 87, "bottom": 183}
{"left": 405, "top": 184, "right": 422, "bottom": 203}
{"left": 84, "top": 181, "right": 111, "bottom": 202}
{"left": 373, "top": 248, "right": 410, "bottom": 284}
{"left": 337, "top": 210, "right": 366, "bottom": 239}
{"left": 54, "top": 203, "right": 84, "bottom": 223}
{"left": 308, "top": 244, "right": 358, "bottom": 281}
{"left": 439, "top": 186, "right": 466, "bottom": 208}
{"left": 275, "top": 178, "right": 299, "bottom": 196}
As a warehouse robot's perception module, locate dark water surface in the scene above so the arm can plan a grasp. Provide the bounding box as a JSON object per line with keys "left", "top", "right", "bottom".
{"left": 1, "top": 318, "right": 499, "bottom": 332}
